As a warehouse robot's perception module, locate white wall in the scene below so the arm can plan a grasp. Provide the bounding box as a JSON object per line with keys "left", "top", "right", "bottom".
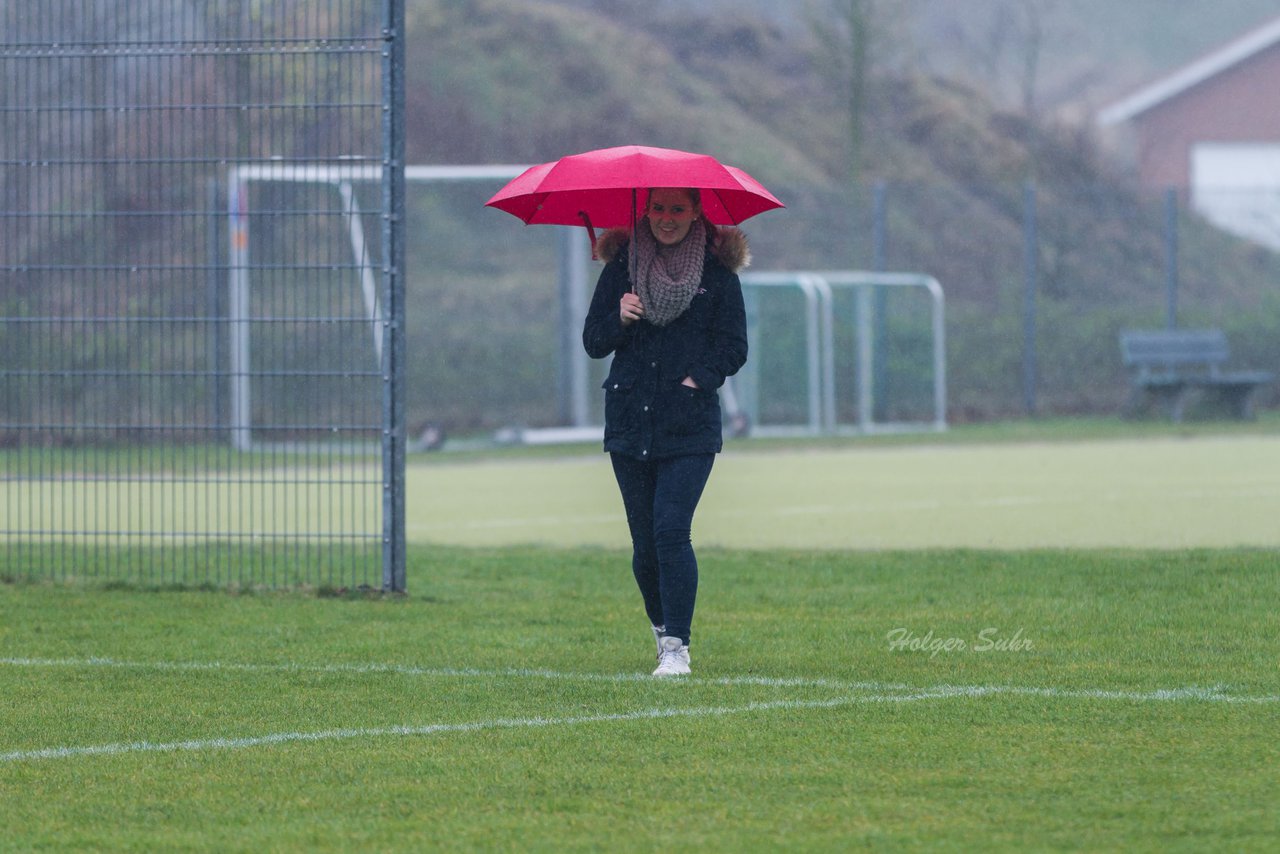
{"left": 1191, "top": 142, "right": 1280, "bottom": 250}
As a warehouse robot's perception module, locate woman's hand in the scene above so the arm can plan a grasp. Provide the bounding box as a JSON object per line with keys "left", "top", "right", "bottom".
{"left": 619, "top": 293, "right": 645, "bottom": 326}
{"left": 681, "top": 376, "right": 700, "bottom": 389}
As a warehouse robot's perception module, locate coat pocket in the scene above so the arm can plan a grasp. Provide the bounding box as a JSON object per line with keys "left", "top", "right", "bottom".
{"left": 603, "top": 374, "right": 640, "bottom": 436}
{"left": 665, "top": 383, "right": 719, "bottom": 437}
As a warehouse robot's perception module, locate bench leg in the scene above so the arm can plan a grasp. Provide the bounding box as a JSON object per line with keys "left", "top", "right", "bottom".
{"left": 1123, "top": 386, "right": 1146, "bottom": 419}
{"left": 1215, "top": 385, "right": 1259, "bottom": 420}
{"left": 1150, "top": 385, "right": 1191, "bottom": 422}
{"left": 1168, "top": 387, "right": 1191, "bottom": 423}
{"left": 1127, "top": 384, "right": 1190, "bottom": 421}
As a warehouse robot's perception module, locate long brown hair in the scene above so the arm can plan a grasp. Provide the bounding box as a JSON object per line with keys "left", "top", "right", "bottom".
{"left": 682, "top": 188, "right": 720, "bottom": 249}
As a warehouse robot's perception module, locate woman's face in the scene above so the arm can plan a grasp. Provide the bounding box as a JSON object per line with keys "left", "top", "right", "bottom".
{"left": 646, "top": 188, "right": 699, "bottom": 246}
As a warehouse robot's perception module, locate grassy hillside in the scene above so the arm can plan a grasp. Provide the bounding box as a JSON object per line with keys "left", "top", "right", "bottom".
{"left": 662, "top": 0, "right": 1280, "bottom": 112}
{"left": 404, "top": 0, "right": 827, "bottom": 183}
{"left": 395, "top": 0, "right": 1280, "bottom": 426}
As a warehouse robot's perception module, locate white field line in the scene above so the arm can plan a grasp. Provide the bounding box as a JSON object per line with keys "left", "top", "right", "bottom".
{"left": 2, "top": 656, "right": 1277, "bottom": 704}
{"left": 756, "top": 487, "right": 1280, "bottom": 518}
{"left": 0, "top": 690, "right": 956, "bottom": 763}
{"left": 5, "top": 680, "right": 1273, "bottom": 764}
{"left": 0, "top": 656, "right": 862, "bottom": 690}
{"left": 2, "top": 680, "right": 1275, "bottom": 765}
{"left": 1, "top": 657, "right": 1276, "bottom": 763}
{"left": 412, "top": 486, "right": 1280, "bottom": 530}
{"left": 412, "top": 512, "right": 620, "bottom": 531}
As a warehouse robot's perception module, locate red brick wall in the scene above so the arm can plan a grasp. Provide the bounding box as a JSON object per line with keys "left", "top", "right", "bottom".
{"left": 1132, "top": 43, "right": 1280, "bottom": 188}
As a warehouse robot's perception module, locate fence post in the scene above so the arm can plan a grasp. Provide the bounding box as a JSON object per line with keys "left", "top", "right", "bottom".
{"left": 382, "top": 0, "right": 408, "bottom": 593}
{"left": 1023, "top": 182, "right": 1038, "bottom": 416}
{"left": 206, "top": 178, "right": 224, "bottom": 435}
{"left": 871, "top": 181, "right": 889, "bottom": 421}
{"left": 1164, "top": 187, "right": 1179, "bottom": 330}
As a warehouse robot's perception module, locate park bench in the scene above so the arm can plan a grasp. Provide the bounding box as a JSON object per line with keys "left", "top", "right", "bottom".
{"left": 1119, "top": 329, "right": 1274, "bottom": 422}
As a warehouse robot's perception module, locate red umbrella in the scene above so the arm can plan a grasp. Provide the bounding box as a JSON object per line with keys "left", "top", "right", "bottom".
{"left": 485, "top": 145, "right": 784, "bottom": 248}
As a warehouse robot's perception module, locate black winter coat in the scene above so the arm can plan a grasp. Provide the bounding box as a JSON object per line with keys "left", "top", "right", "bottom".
{"left": 582, "top": 227, "right": 750, "bottom": 460}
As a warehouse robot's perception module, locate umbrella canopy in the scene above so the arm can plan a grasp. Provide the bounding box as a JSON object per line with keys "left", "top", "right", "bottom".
{"left": 484, "top": 145, "right": 784, "bottom": 230}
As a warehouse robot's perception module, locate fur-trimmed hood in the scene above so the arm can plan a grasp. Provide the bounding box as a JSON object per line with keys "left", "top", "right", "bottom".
{"left": 594, "top": 224, "right": 752, "bottom": 274}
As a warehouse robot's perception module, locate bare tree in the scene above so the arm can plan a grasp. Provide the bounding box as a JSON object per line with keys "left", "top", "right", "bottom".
{"left": 806, "top": 0, "right": 877, "bottom": 185}
{"left": 1013, "top": 0, "right": 1061, "bottom": 119}
{"left": 920, "top": 0, "right": 1072, "bottom": 117}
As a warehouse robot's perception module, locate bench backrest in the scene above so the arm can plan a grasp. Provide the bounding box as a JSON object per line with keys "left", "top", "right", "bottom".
{"left": 1119, "top": 329, "right": 1229, "bottom": 371}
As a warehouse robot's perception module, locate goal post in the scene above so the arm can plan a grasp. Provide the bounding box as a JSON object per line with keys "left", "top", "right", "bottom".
{"left": 226, "top": 163, "right": 535, "bottom": 451}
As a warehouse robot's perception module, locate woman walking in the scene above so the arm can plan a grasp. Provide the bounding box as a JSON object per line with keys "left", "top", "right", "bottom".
{"left": 582, "top": 187, "right": 750, "bottom": 676}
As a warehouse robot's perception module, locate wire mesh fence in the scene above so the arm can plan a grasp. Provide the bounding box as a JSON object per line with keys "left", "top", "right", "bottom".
{"left": 746, "top": 179, "right": 1280, "bottom": 419}
{"left": 4, "top": 4, "right": 1278, "bottom": 591}
{"left": 1, "top": 1, "right": 403, "bottom": 589}
{"left": 440, "top": 177, "right": 1279, "bottom": 434}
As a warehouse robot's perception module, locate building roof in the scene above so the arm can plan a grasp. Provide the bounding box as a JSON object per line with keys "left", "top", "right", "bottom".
{"left": 1098, "top": 15, "right": 1280, "bottom": 126}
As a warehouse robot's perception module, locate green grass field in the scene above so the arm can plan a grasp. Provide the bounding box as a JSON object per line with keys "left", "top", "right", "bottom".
{"left": 408, "top": 433, "right": 1280, "bottom": 550}
{"left": 3, "top": 424, "right": 1279, "bottom": 850}
{"left": 7, "top": 425, "right": 1279, "bottom": 552}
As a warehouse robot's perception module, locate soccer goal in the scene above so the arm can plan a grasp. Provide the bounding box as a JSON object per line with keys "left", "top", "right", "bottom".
{"left": 737, "top": 271, "right": 947, "bottom": 436}
{"left": 226, "top": 163, "right": 541, "bottom": 452}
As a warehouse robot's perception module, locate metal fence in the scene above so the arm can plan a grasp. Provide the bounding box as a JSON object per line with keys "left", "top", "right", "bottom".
{"left": 744, "top": 180, "right": 1280, "bottom": 419}
{"left": 1, "top": 1, "right": 407, "bottom": 590}
{"left": 5, "top": 4, "right": 1277, "bottom": 591}
{"left": 421, "top": 176, "right": 1279, "bottom": 436}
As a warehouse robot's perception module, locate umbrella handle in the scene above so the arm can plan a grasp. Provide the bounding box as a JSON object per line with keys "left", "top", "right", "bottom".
{"left": 577, "top": 210, "right": 598, "bottom": 260}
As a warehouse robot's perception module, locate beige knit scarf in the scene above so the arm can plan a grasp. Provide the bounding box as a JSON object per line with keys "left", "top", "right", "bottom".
{"left": 631, "top": 216, "right": 706, "bottom": 327}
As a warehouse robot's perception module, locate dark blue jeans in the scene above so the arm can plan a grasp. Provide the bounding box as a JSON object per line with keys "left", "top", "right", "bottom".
{"left": 609, "top": 452, "right": 715, "bottom": 646}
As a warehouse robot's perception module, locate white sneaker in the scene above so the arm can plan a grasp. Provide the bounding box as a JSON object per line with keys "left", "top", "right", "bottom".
{"left": 653, "top": 635, "right": 691, "bottom": 676}
{"left": 652, "top": 625, "right": 691, "bottom": 663}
